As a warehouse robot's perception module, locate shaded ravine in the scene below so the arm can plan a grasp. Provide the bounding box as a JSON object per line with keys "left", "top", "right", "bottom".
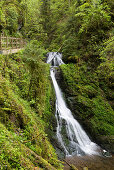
{"left": 47, "top": 52, "right": 107, "bottom": 157}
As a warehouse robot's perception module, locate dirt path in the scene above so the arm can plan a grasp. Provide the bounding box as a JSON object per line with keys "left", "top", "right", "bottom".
{"left": 63, "top": 155, "right": 114, "bottom": 170}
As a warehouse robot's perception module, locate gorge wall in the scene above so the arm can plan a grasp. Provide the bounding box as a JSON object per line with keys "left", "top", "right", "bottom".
{"left": 54, "top": 63, "right": 114, "bottom": 154}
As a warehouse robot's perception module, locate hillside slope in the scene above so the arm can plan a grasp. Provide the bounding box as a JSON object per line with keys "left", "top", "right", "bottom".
{"left": 0, "top": 42, "right": 63, "bottom": 169}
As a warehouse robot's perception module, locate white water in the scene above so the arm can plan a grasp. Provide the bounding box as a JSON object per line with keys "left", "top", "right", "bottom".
{"left": 46, "top": 52, "right": 64, "bottom": 66}
{"left": 47, "top": 52, "right": 101, "bottom": 156}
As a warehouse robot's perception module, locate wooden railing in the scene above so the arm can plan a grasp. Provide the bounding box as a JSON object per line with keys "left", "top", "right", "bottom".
{"left": 0, "top": 33, "right": 26, "bottom": 50}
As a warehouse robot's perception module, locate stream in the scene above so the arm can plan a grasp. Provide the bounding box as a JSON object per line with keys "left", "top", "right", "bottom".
{"left": 47, "top": 52, "right": 113, "bottom": 169}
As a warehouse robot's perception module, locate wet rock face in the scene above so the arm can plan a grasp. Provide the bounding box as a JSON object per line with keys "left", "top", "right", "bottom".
{"left": 97, "top": 136, "right": 114, "bottom": 154}
{"left": 54, "top": 67, "right": 62, "bottom": 82}
{"left": 54, "top": 67, "right": 114, "bottom": 154}
{"left": 65, "top": 95, "right": 114, "bottom": 153}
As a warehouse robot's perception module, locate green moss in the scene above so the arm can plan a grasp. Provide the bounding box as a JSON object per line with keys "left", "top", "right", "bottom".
{"left": 0, "top": 53, "right": 63, "bottom": 169}
{"left": 60, "top": 63, "right": 114, "bottom": 136}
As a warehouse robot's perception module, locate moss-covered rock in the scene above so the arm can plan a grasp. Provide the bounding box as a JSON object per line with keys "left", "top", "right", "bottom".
{"left": 60, "top": 63, "right": 114, "bottom": 152}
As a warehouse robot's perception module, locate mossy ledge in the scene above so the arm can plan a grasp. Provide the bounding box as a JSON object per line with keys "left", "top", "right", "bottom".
{"left": 59, "top": 63, "right": 114, "bottom": 153}
{"left": 0, "top": 47, "right": 63, "bottom": 170}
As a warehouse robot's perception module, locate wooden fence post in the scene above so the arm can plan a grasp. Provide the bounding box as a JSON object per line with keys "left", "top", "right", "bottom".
{"left": 15, "top": 38, "right": 17, "bottom": 49}
{"left": 0, "top": 34, "right": 2, "bottom": 50}
{"left": 21, "top": 39, "right": 23, "bottom": 48}
{"left": 6, "top": 36, "right": 8, "bottom": 48}
{"left": 11, "top": 38, "right": 13, "bottom": 49}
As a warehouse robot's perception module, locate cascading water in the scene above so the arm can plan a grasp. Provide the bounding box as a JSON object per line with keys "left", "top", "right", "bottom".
{"left": 47, "top": 52, "right": 101, "bottom": 156}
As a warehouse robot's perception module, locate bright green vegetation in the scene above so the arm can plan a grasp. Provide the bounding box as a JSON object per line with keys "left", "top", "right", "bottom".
{"left": 0, "top": 0, "right": 114, "bottom": 168}
{"left": 0, "top": 0, "right": 114, "bottom": 67}
{"left": 0, "top": 41, "right": 63, "bottom": 169}
{"left": 60, "top": 62, "right": 114, "bottom": 136}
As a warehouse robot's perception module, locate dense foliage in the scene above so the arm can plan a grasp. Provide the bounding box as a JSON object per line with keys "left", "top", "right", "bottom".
{"left": 0, "top": 0, "right": 114, "bottom": 168}
{"left": 60, "top": 63, "right": 114, "bottom": 136}
{"left": 0, "top": 43, "right": 62, "bottom": 169}
{"left": 1, "top": 0, "right": 113, "bottom": 58}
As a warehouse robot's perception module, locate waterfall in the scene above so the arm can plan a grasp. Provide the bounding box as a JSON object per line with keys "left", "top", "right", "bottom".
{"left": 47, "top": 52, "right": 101, "bottom": 156}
